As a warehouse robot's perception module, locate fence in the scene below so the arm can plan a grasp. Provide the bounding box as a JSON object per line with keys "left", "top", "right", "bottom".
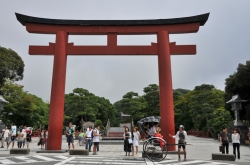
{"left": 187, "top": 130, "right": 210, "bottom": 138}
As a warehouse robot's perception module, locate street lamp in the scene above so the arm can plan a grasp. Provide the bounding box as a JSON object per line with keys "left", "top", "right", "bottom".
{"left": 226, "top": 95, "right": 248, "bottom": 126}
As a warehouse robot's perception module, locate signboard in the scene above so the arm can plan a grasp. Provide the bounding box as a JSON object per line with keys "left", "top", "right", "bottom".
{"left": 11, "top": 126, "right": 17, "bottom": 134}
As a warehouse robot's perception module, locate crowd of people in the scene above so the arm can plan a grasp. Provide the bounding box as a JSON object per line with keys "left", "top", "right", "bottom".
{"left": 66, "top": 122, "right": 102, "bottom": 155}
{"left": 0, "top": 125, "right": 32, "bottom": 149}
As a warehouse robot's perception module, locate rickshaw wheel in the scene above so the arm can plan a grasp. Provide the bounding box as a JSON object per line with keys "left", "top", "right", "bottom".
{"left": 143, "top": 137, "right": 167, "bottom": 162}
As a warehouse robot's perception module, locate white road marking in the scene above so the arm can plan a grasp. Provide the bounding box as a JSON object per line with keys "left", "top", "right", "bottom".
{"left": 33, "top": 155, "right": 57, "bottom": 161}
{"left": 14, "top": 156, "right": 38, "bottom": 163}
{"left": 54, "top": 156, "right": 76, "bottom": 165}
{"left": 0, "top": 159, "right": 16, "bottom": 164}
{"left": 54, "top": 156, "right": 69, "bottom": 160}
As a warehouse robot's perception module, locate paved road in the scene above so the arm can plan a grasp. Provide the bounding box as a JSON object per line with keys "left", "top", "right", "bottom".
{"left": 0, "top": 135, "right": 249, "bottom": 164}
{"left": 0, "top": 155, "right": 249, "bottom": 165}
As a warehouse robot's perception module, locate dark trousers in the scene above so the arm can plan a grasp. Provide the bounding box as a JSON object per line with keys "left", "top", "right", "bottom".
{"left": 222, "top": 141, "right": 229, "bottom": 154}
{"left": 233, "top": 143, "right": 240, "bottom": 159}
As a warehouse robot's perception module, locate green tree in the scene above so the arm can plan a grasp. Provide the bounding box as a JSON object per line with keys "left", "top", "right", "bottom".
{"left": 94, "top": 119, "right": 104, "bottom": 130}
{"left": 142, "top": 84, "right": 159, "bottom": 116}
{"left": 64, "top": 88, "right": 116, "bottom": 127}
{"left": 0, "top": 47, "right": 25, "bottom": 89}
{"left": 120, "top": 92, "right": 147, "bottom": 123}
{"left": 0, "top": 81, "right": 49, "bottom": 129}
{"left": 224, "top": 60, "right": 250, "bottom": 121}
{"left": 113, "top": 101, "right": 122, "bottom": 127}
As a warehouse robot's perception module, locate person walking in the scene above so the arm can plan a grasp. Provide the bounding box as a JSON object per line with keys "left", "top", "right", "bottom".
{"left": 169, "top": 125, "right": 187, "bottom": 161}
{"left": 85, "top": 127, "right": 93, "bottom": 152}
{"left": 66, "top": 122, "right": 75, "bottom": 150}
{"left": 132, "top": 127, "right": 140, "bottom": 157}
{"left": 92, "top": 125, "right": 101, "bottom": 155}
{"left": 123, "top": 127, "right": 132, "bottom": 156}
{"left": 220, "top": 127, "right": 229, "bottom": 154}
{"left": 232, "top": 128, "right": 240, "bottom": 159}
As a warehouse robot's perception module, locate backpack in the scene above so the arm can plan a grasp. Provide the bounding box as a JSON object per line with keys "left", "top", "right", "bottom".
{"left": 179, "top": 131, "right": 185, "bottom": 144}
{"left": 91, "top": 129, "right": 95, "bottom": 139}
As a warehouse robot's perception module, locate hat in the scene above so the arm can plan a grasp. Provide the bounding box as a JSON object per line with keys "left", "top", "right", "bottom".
{"left": 179, "top": 125, "right": 184, "bottom": 129}
{"left": 2, "top": 129, "right": 5, "bottom": 132}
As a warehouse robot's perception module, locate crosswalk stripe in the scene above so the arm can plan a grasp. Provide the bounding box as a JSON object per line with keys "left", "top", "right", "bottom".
{"left": 177, "top": 160, "right": 205, "bottom": 164}
{"left": 54, "top": 156, "right": 69, "bottom": 160}
{"left": 33, "top": 155, "right": 57, "bottom": 161}
{"left": 0, "top": 159, "right": 16, "bottom": 164}
{"left": 55, "top": 157, "right": 76, "bottom": 165}
{"left": 14, "top": 156, "right": 38, "bottom": 163}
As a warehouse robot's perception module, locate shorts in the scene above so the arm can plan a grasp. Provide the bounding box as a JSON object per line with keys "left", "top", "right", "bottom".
{"left": 67, "top": 136, "right": 74, "bottom": 143}
{"left": 178, "top": 143, "right": 185, "bottom": 149}
{"left": 93, "top": 142, "right": 99, "bottom": 146}
{"left": 78, "top": 136, "right": 83, "bottom": 141}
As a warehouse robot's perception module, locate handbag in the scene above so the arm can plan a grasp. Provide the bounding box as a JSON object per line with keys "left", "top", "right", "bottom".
{"left": 128, "top": 139, "right": 133, "bottom": 144}
{"left": 219, "top": 145, "right": 224, "bottom": 152}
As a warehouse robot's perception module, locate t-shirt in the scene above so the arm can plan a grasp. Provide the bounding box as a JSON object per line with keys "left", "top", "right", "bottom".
{"left": 68, "top": 127, "right": 74, "bottom": 136}
{"left": 93, "top": 129, "right": 100, "bottom": 142}
{"left": 220, "top": 132, "right": 228, "bottom": 141}
{"left": 79, "top": 133, "right": 85, "bottom": 137}
{"left": 4, "top": 129, "right": 10, "bottom": 138}
{"left": 231, "top": 133, "right": 240, "bottom": 143}
{"left": 22, "top": 129, "right": 27, "bottom": 138}
{"left": 173, "top": 131, "right": 187, "bottom": 143}
{"left": 85, "top": 130, "right": 92, "bottom": 138}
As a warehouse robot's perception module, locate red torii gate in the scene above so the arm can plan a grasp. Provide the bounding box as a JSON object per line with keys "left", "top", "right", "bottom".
{"left": 16, "top": 13, "right": 209, "bottom": 151}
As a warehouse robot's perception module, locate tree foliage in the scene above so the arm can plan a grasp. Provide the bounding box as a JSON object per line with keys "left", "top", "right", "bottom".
{"left": 120, "top": 92, "right": 147, "bottom": 123}
{"left": 0, "top": 81, "right": 49, "bottom": 129}
{"left": 0, "top": 47, "right": 25, "bottom": 89}
{"left": 175, "top": 84, "right": 232, "bottom": 136}
{"left": 64, "top": 88, "right": 116, "bottom": 127}
{"left": 224, "top": 60, "right": 250, "bottom": 121}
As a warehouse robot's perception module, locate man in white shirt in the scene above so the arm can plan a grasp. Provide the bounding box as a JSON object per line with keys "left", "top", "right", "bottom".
{"left": 169, "top": 125, "right": 187, "bottom": 161}
{"left": 85, "top": 126, "right": 93, "bottom": 152}
{"left": 92, "top": 125, "right": 102, "bottom": 155}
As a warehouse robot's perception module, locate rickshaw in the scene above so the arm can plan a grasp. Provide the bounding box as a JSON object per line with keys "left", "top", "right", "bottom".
{"left": 137, "top": 116, "right": 168, "bottom": 162}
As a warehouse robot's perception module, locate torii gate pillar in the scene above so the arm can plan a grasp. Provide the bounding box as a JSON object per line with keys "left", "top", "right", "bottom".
{"left": 47, "top": 31, "right": 68, "bottom": 150}
{"left": 158, "top": 30, "right": 175, "bottom": 150}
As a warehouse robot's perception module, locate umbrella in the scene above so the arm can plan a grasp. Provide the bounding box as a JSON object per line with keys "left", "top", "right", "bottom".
{"left": 137, "top": 116, "right": 161, "bottom": 133}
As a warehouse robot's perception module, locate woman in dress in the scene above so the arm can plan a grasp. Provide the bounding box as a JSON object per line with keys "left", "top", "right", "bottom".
{"left": 132, "top": 127, "right": 140, "bottom": 157}
{"left": 123, "top": 127, "right": 132, "bottom": 156}
{"left": 40, "top": 129, "right": 45, "bottom": 149}
{"left": 232, "top": 128, "right": 240, "bottom": 159}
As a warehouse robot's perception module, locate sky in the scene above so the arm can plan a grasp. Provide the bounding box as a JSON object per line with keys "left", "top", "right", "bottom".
{"left": 0, "top": 0, "right": 250, "bottom": 103}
